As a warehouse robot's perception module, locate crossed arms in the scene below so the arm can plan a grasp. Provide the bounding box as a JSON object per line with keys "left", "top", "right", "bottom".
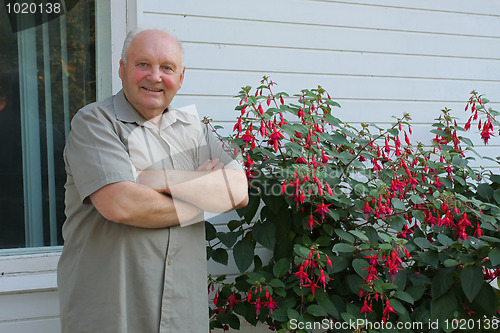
{"left": 89, "top": 159, "right": 249, "bottom": 228}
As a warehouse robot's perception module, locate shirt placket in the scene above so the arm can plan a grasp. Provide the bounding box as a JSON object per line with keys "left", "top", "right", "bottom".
{"left": 157, "top": 125, "right": 180, "bottom": 333}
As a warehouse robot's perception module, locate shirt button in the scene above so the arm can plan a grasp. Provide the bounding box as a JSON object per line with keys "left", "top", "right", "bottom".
{"left": 168, "top": 261, "right": 172, "bottom": 266}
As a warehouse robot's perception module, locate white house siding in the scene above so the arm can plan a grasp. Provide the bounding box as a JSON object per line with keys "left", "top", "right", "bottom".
{"left": 2, "top": 1, "right": 500, "bottom": 332}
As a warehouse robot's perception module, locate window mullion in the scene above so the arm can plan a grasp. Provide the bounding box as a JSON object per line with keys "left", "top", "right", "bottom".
{"left": 17, "top": 21, "right": 44, "bottom": 247}
{"left": 42, "top": 20, "right": 58, "bottom": 246}
{"left": 59, "top": 13, "right": 70, "bottom": 139}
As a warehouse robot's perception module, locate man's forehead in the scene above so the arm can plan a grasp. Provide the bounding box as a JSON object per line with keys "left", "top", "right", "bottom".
{"left": 127, "top": 31, "right": 182, "bottom": 59}
{"left": 132, "top": 30, "right": 179, "bottom": 49}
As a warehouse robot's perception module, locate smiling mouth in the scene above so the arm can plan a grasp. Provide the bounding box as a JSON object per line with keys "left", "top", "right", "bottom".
{"left": 143, "top": 87, "right": 163, "bottom": 92}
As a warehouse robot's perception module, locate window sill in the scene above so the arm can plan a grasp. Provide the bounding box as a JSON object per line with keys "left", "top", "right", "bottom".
{"left": 0, "top": 250, "right": 61, "bottom": 295}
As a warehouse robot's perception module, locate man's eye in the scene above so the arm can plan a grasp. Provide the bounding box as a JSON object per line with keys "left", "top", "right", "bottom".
{"left": 138, "top": 63, "right": 148, "bottom": 67}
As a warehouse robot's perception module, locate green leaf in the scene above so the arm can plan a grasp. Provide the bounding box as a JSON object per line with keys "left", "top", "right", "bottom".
{"left": 334, "top": 229, "right": 355, "bottom": 243}
{"left": 406, "top": 285, "right": 425, "bottom": 302}
{"left": 388, "top": 215, "right": 405, "bottom": 232}
{"left": 389, "top": 298, "right": 407, "bottom": 314}
{"left": 460, "top": 265, "right": 483, "bottom": 302}
{"left": 346, "top": 274, "right": 364, "bottom": 295}
{"left": 473, "top": 283, "right": 498, "bottom": 316}
{"left": 233, "top": 240, "right": 254, "bottom": 273}
{"left": 489, "top": 249, "right": 500, "bottom": 266}
{"left": 273, "top": 258, "right": 290, "bottom": 278}
{"left": 315, "top": 290, "right": 339, "bottom": 318}
{"left": 388, "top": 128, "right": 399, "bottom": 137}
{"left": 293, "top": 244, "right": 311, "bottom": 258}
{"left": 477, "top": 183, "right": 494, "bottom": 200}
{"left": 261, "top": 193, "right": 284, "bottom": 215}
{"left": 393, "top": 291, "right": 414, "bottom": 305}
{"left": 414, "top": 237, "right": 432, "bottom": 249}
{"left": 252, "top": 222, "right": 276, "bottom": 250}
{"left": 228, "top": 219, "right": 243, "bottom": 232}
{"left": 307, "top": 304, "right": 327, "bottom": 317}
{"left": 329, "top": 132, "right": 350, "bottom": 145}
{"left": 216, "top": 312, "right": 240, "bottom": 330}
{"left": 205, "top": 221, "right": 217, "bottom": 241}
{"left": 431, "top": 292, "right": 457, "bottom": 323}
{"left": 269, "top": 279, "right": 286, "bottom": 288}
{"left": 444, "top": 259, "right": 459, "bottom": 267}
{"left": 217, "top": 231, "right": 238, "bottom": 248}
{"left": 494, "top": 189, "right": 500, "bottom": 205}
{"left": 349, "top": 230, "right": 369, "bottom": 242}
{"left": 431, "top": 268, "right": 455, "bottom": 299}
{"left": 352, "top": 259, "right": 369, "bottom": 279}
{"left": 410, "top": 194, "right": 424, "bottom": 205}
{"left": 412, "top": 210, "right": 425, "bottom": 222}
{"left": 211, "top": 248, "right": 229, "bottom": 265}
{"left": 236, "top": 189, "right": 260, "bottom": 221}
{"left": 437, "top": 233, "right": 454, "bottom": 247}
{"left": 333, "top": 243, "right": 356, "bottom": 253}
{"left": 330, "top": 255, "right": 349, "bottom": 273}
{"left": 392, "top": 198, "right": 406, "bottom": 210}
{"left": 287, "top": 308, "right": 300, "bottom": 320}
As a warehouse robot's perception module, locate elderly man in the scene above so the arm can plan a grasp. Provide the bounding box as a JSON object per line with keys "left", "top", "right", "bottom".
{"left": 57, "top": 29, "right": 248, "bottom": 332}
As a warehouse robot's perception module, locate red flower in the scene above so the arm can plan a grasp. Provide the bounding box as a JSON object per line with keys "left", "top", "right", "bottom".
{"left": 363, "top": 201, "right": 372, "bottom": 216}
{"left": 474, "top": 223, "right": 484, "bottom": 239}
{"left": 316, "top": 269, "right": 332, "bottom": 290}
{"left": 386, "top": 250, "right": 403, "bottom": 276}
{"left": 225, "top": 294, "right": 242, "bottom": 311}
{"left": 241, "top": 130, "right": 255, "bottom": 149}
{"left": 264, "top": 296, "right": 278, "bottom": 314}
{"left": 302, "top": 280, "right": 319, "bottom": 296}
{"left": 481, "top": 117, "right": 494, "bottom": 144}
{"left": 360, "top": 299, "right": 373, "bottom": 315}
{"left": 233, "top": 118, "right": 242, "bottom": 133}
{"left": 268, "top": 128, "right": 284, "bottom": 152}
{"left": 382, "top": 299, "right": 396, "bottom": 322}
{"left": 251, "top": 297, "right": 263, "bottom": 316}
{"left": 294, "top": 265, "right": 309, "bottom": 285}
{"left": 314, "top": 202, "right": 331, "bottom": 219}
{"left": 307, "top": 213, "right": 320, "bottom": 231}
{"left": 258, "top": 104, "right": 264, "bottom": 115}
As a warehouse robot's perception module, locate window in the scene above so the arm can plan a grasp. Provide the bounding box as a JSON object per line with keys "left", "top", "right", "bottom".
{"left": 0, "top": 0, "right": 96, "bottom": 250}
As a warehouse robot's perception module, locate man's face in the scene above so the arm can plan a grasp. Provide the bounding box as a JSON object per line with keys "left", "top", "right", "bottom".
{"left": 119, "top": 30, "right": 185, "bottom": 119}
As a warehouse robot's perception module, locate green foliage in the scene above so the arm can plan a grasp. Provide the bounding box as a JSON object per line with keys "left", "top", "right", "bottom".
{"left": 206, "top": 79, "right": 500, "bottom": 332}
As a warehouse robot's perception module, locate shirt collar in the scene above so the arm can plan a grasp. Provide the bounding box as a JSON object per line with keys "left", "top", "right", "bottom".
{"left": 113, "top": 89, "right": 190, "bottom": 128}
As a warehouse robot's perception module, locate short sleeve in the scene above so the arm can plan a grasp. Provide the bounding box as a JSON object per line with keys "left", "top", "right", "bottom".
{"left": 65, "top": 107, "right": 136, "bottom": 203}
{"left": 201, "top": 124, "right": 243, "bottom": 170}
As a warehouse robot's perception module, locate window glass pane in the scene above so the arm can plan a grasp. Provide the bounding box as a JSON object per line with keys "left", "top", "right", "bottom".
{"left": 0, "top": 0, "right": 96, "bottom": 249}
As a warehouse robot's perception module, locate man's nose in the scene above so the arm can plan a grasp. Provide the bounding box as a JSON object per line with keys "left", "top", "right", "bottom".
{"left": 148, "top": 67, "right": 162, "bottom": 82}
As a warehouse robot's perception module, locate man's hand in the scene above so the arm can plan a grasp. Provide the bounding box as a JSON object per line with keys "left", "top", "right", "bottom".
{"left": 196, "top": 158, "right": 224, "bottom": 171}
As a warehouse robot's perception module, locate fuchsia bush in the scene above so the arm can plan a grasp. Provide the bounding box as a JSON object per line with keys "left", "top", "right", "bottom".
{"left": 205, "top": 77, "right": 500, "bottom": 332}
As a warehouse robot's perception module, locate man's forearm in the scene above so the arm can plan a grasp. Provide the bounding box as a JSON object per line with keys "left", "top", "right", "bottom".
{"left": 90, "top": 181, "right": 203, "bottom": 228}
{"left": 137, "top": 168, "right": 249, "bottom": 213}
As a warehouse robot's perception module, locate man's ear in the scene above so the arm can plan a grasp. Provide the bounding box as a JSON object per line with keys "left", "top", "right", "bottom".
{"left": 118, "top": 59, "right": 124, "bottom": 80}
{"left": 178, "top": 67, "right": 185, "bottom": 90}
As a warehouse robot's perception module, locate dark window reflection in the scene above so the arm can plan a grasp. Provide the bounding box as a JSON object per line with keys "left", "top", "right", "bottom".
{"left": 0, "top": 0, "right": 95, "bottom": 249}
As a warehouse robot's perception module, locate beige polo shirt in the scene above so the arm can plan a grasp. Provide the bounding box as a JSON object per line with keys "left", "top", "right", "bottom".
{"left": 58, "top": 90, "right": 238, "bottom": 333}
